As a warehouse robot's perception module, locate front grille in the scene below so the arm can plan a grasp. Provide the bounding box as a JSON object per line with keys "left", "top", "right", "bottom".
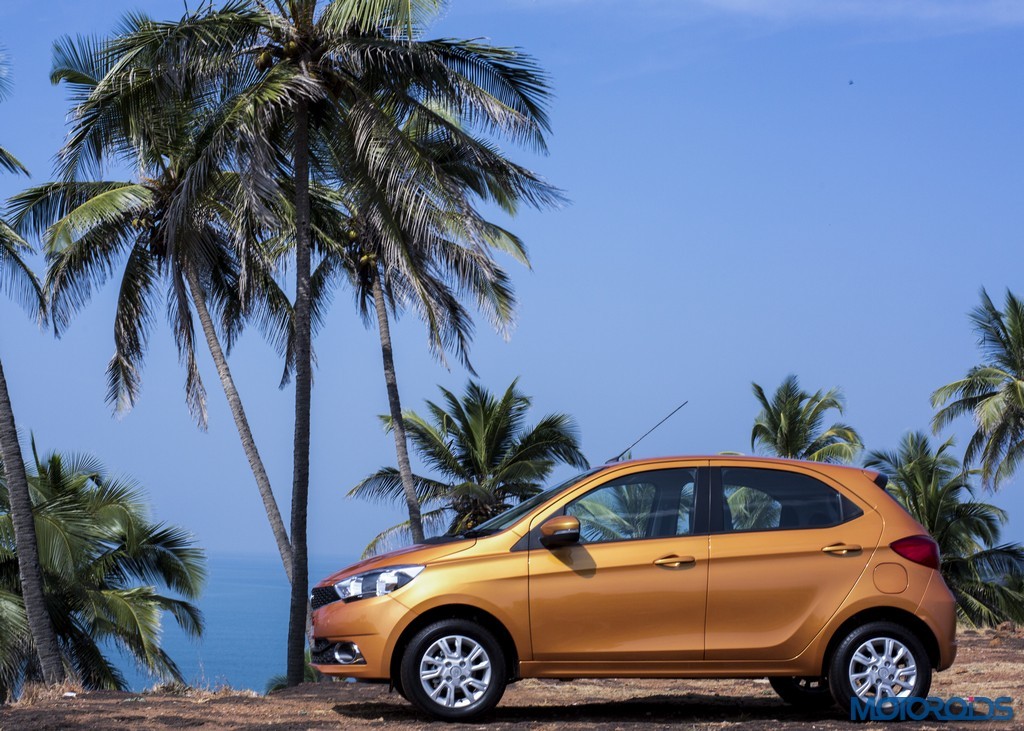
{"left": 310, "top": 585, "right": 340, "bottom": 610}
{"left": 311, "top": 637, "right": 335, "bottom": 664}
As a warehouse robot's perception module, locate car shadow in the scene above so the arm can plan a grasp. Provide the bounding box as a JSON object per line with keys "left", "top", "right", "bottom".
{"left": 332, "top": 693, "right": 848, "bottom": 726}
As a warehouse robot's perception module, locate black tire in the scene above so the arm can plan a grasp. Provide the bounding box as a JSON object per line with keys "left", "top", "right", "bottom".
{"left": 391, "top": 677, "right": 408, "bottom": 701}
{"left": 828, "top": 621, "right": 932, "bottom": 714}
{"left": 768, "top": 676, "right": 836, "bottom": 709}
{"left": 399, "top": 619, "right": 507, "bottom": 721}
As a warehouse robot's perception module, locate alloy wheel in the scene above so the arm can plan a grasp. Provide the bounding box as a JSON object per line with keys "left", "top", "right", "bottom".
{"left": 847, "top": 636, "right": 918, "bottom": 699}
{"left": 418, "top": 634, "right": 492, "bottom": 709}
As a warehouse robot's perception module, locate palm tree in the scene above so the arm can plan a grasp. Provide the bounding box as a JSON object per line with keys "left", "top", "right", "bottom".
{"left": 104, "top": 0, "right": 555, "bottom": 683}
{"left": 332, "top": 93, "right": 558, "bottom": 547}
{"left": 8, "top": 35, "right": 295, "bottom": 582}
{"left": 751, "top": 374, "right": 862, "bottom": 463}
{"left": 0, "top": 445, "right": 205, "bottom": 698}
{"left": 350, "top": 380, "right": 589, "bottom": 556}
{"left": 865, "top": 432, "right": 1024, "bottom": 626}
{"left": 932, "top": 288, "right": 1024, "bottom": 488}
{"left": 332, "top": 220, "right": 502, "bottom": 546}
{"left": 321, "top": 129, "right": 557, "bottom": 545}
{"left": 0, "top": 54, "right": 65, "bottom": 686}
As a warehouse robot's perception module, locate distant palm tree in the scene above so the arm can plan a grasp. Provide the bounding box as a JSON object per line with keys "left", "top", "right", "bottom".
{"left": 865, "top": 432, "right": 1024, "bottom": 627}
{"left": 751, "top": 374, "right": 862, "bottom": 463}
{"left": 350, "top": 380, "right": 589, "bottom": 556}
{"left": 0, "top": 446, "right": 205, "bottom": 698}
{"left": 932, "top": 288, "right": 1024, "bottom": 488}
{"left": 0, "top": 53, "right": 65, "bottom": 686}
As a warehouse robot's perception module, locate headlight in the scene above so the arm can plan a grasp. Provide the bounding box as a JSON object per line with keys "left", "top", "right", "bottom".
{"left": 333, "top": 565, "right": 425, "bottom": 602}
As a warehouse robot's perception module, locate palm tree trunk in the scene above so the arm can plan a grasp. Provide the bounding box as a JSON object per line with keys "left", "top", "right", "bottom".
{"left": 286, "top": 96, "right": 312, "bottom": 688}
{"left": 0, "top": 356, "right": 64, "bottom": 684}
{"left": 370, "top": 268, "right": 424, "bottom": 544}
{"left": 185, "top": 268, "right": 293, "bottom": 582}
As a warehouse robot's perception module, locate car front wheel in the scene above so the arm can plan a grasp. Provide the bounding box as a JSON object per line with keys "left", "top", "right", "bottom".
{"left": 828, "top": 621, "right": 932, "bottom": 712}
{"left": 399, "top": 619, "right": 507, "bottom": 721}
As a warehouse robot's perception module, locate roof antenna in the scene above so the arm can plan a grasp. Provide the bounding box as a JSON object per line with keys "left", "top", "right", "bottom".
{"left": 606, "top": 400, "right": 689, "bottom": 463}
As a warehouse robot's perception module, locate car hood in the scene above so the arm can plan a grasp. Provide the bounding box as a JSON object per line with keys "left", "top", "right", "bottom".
{"left": 315, "top": 538, "right": 477, "bottom": 586}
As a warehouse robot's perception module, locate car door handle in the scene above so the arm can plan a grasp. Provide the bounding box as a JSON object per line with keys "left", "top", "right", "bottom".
{"left": 653, "top": 555, "right": 696, "bottom": 567}
{"left": 821, "top": 543, "right": 862, "bottom": 555}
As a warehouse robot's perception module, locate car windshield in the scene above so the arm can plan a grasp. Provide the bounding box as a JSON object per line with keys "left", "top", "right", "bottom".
{"left": 457, "top": 469, "right": 599, "bottom": 537}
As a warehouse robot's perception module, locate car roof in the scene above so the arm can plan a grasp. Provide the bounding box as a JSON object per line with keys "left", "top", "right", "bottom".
{"left": 597, "top": 454, "right": 879, "bottom": 481}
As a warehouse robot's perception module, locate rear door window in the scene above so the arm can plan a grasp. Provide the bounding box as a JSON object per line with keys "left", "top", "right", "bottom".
{"left": 715, "top": 467, "right": 862, "bottom": 533}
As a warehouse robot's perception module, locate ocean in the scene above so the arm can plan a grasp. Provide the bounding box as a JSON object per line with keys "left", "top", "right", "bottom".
{"left": 119, "top": 553, "right": 356, "bottom": 693}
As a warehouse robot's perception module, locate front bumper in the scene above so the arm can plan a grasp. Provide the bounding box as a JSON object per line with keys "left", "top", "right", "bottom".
{"left": 309, "top": 591, "right": 411, "bottom": 679}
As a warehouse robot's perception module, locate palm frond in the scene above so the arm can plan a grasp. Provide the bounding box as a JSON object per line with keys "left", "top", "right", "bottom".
{"left": 105, "top": 244, "right": 159, "bottom": 416}
{"left": 0, "top": 146, "right": 28, "bottom": 176}
{"left": 320, "top": 0, "right": 445, "bottom": 40}
{"left": 360, "top": 507, "right": 451, "bottom": 558}
{"left": 0, "top": 220, "right": 45, "bottom": 321}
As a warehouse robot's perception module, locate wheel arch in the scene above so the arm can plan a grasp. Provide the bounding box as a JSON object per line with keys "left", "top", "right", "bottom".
{"left": 389, "top": 604, "right": 520, "bottom": 686}
{"left": 821, "top": 607, "right": 941, "bottom": 676}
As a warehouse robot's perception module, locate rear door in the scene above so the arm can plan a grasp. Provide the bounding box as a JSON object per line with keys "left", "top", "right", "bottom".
{"left": 705, "top": 462, "right": 882, "bottom": 660}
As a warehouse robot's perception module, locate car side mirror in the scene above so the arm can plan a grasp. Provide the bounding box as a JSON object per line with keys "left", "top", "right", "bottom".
{"left": 539, "top": 515, "right": 580, "bottom": 548}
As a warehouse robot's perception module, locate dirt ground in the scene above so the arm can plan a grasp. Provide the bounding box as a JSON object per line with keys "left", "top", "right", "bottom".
{"left": 2, "top": 629, "right": 1021, "bottom": 730}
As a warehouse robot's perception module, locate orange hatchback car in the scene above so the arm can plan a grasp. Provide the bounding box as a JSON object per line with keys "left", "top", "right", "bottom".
{"left": 310, "top": 456, "right": 957, "bottom": 721}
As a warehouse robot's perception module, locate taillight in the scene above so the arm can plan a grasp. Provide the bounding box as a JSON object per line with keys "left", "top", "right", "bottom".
{"left": 890, "top": 535, "right": 940, "bottom": 570}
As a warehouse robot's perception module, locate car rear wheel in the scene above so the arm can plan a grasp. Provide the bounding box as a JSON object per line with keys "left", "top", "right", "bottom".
{"left": 828, "top": 621, "right": 932, "bottom": 712}
{"left": 399, "top": 619, "right": 507, "bottom": 721}
{"left": 768, "top": 676, "right": 835, "bottom": 708}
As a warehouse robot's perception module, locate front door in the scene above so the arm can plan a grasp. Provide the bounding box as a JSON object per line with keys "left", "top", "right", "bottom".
{"left": 529, "top": 465, "right": 709, "bottom": 662}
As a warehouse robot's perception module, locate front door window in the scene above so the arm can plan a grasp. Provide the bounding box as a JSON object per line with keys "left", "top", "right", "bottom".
{"left": 565, "top": 469, "right": 697, "bottom": 543}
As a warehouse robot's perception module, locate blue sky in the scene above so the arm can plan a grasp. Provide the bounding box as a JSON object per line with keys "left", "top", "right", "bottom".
{"left": 1, "top": 0, "right": 1022, "bottom": 576}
